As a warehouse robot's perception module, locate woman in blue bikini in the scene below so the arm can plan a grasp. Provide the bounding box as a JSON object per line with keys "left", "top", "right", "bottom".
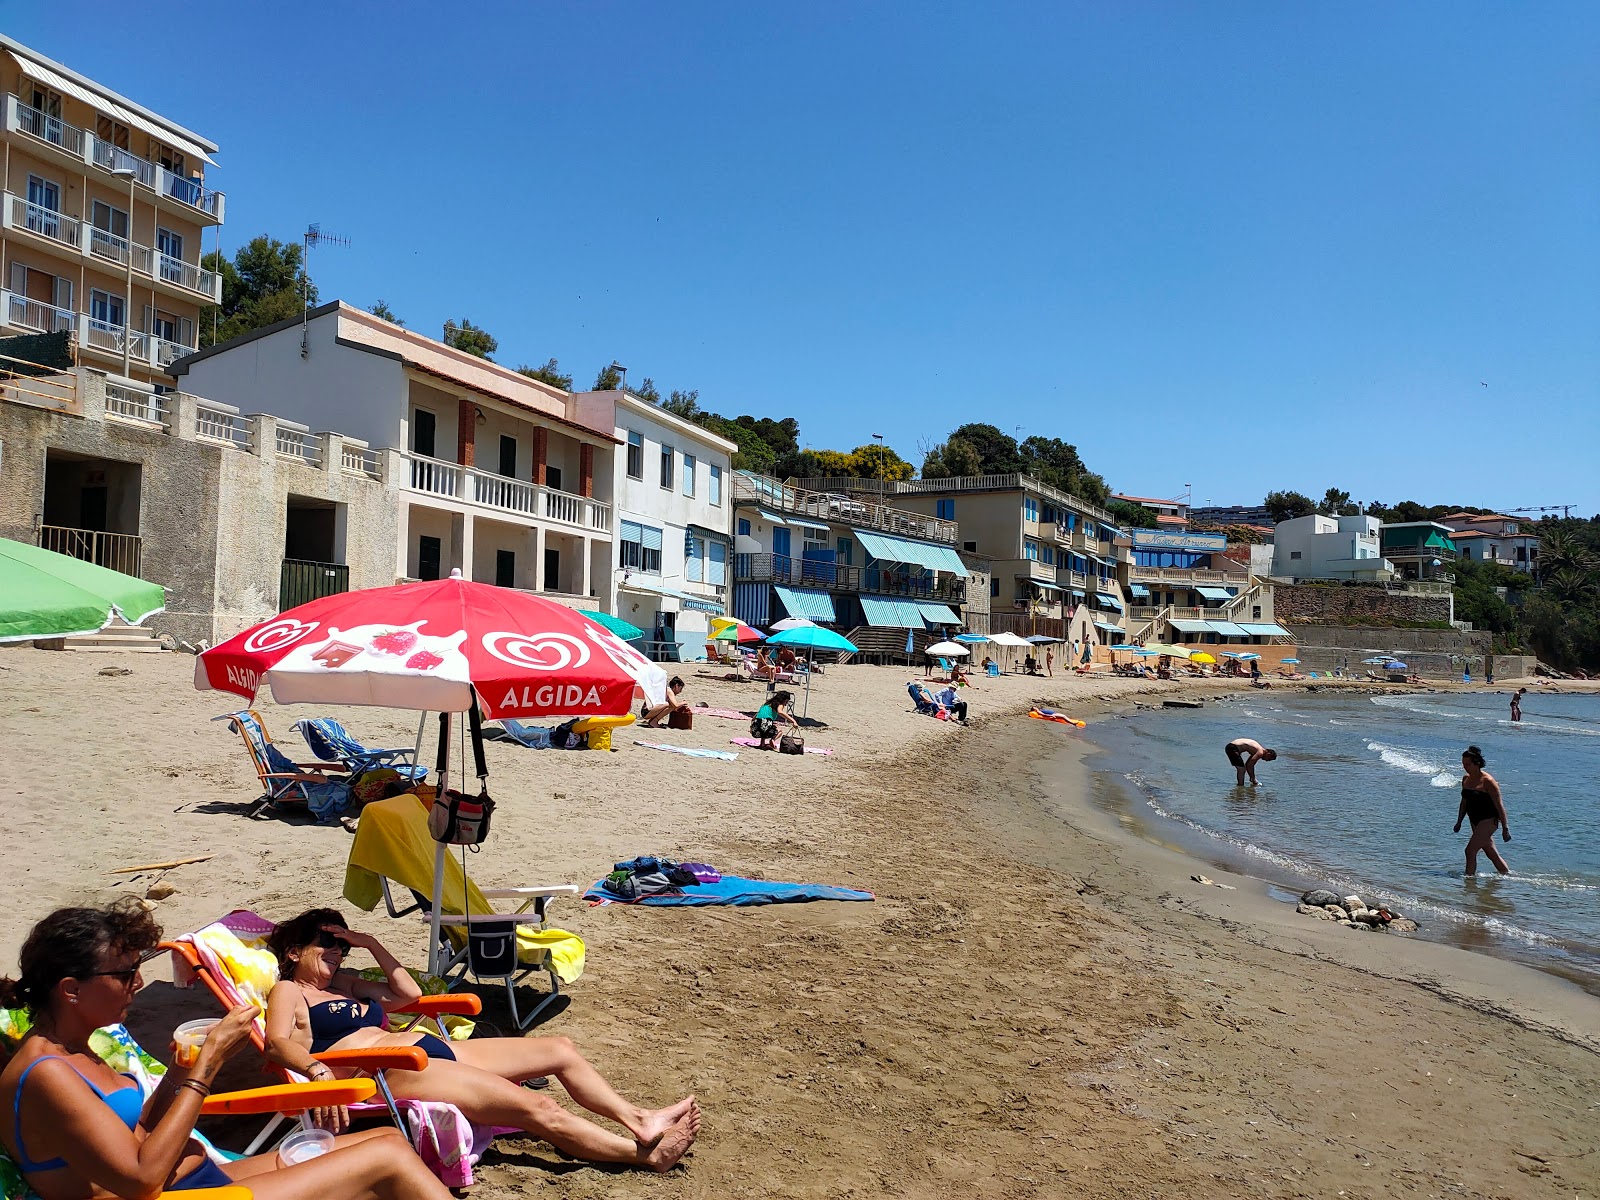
{"left": 0, "top": 899, "right": 447, "bottom": 1200}
{"left": 264, "top": 909, "right": 699, "bottom": 1171}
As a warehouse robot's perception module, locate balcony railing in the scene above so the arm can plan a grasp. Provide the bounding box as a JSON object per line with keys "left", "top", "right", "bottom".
{"left": 10, "top": 194, "right": 79, "bottom": 248}
{"left": 733, "top": 472, "right": 960, "bottom": 545}
{"left": 402, "top": 452, "right": 611, "bottom": 533}
{"left": 86, "top": 225, "right": 219, "bottom": 301}
{"left": 195, "top": 399, "right": 252, "bottom": 449}
{"left": 340, "top": 445, "right": 381, "bottom": 478}
{"left": 90, "top": 138, "right": 159, "bottom": 187}
{"left": 4, "top": 292, "right": 75, "bottom": 334}
{"left": 104, "top": 382, "right": 168, "bottom": 428}
{"left": 39, "top": 525, "right": 142, "bottom": 578}
{"left": 1130, "top": 565, "right": 1232, "bottom": 584}
{"left": 15, "top": 101, "right": 84, "bottom": 156}
{"left": 793, "top": 472, "right": 1121, "bottom": 527}
{"left": 84, "top": 317, "right": 149, "bottom": 360}
{"left": 735, "top": 552, "right": 967, "bottom": 603}
{"left": 275, "top": 423, "right": 323, "bottom": 467}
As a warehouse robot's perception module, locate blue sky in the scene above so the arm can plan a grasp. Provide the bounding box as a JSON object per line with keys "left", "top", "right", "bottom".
{"left": 15, "top": 3, "right": 1599, "bottom": 514}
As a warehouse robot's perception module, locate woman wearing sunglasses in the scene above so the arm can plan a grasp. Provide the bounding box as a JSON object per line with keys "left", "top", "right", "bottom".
{"left": 0, "top": 899, "right": 454, "bottom": 1200}
{"left": 263, "top": 908, "right": 699, "bottom": 1171}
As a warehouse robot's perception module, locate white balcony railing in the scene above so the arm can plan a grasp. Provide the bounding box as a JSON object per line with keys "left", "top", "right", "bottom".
{"left": 9, "top": 193, "right": 79, "bottom": 248}
{"left": 4, "top": 292, "right": 75, "bottom": 334}
{"left": 275, "top": 423, "right": 322, "bottom": 467}
{"left": 104, "top": 382, "right": 168, "bottom": 428}
{"left": 14, "top": 101, "right": 85, "bottom": 156}
{"left": 341, "top": 445, "right": 380, "bottom": 478}
{"left": 195, "top": 399, "right": 252, "bottom": 449}
{"left": 84, "top": 317, "right": 148, "bottom": 360}
{"left": 402, "top": 452, "right": 611, "bottom": 533}
{"left": 89, "top": 138, "right": 159, "bottom": 188}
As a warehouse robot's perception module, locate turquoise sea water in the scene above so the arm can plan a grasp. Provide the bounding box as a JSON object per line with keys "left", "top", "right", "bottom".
{"left": 1086, "top": 690, "right": 1600, "bottom": 987}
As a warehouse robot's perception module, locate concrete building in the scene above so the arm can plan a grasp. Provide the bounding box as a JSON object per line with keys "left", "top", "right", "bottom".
{"left": 1438, "top": 512, "right": 1539, "bottom": 573}
{"left": 1124, "top": 528, "right": 1284, "bottom": 647}
{"left": 730, "top": 473, "right": 967, "bottom": 635}
{"left": 0, "top": 36, "right": 224, "bottom": 387}
{"left": 1379, "top": 521, "right": 1458, "bottom": 582}
{"left": 172, "top": 302, "right": 618, "bottom": 607}
{"left": 1111, "top": 492, "right": 1188, "bottom": 528}
{"left": 579, "top": 388, "right": 735, "bottom": 660}
{"left": 1271, "top": 514, "right": 1394, "bottom": 583}
{"left": 0, "top": 368, "right": 393, "bottom": 645}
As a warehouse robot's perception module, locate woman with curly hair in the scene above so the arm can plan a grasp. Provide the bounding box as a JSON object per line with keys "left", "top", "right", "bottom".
{"left": 0, "top": 898, "right": 451, "bottom": 1200}
{"left": 263, "top": 908, "right": 699, "bottom": 1171}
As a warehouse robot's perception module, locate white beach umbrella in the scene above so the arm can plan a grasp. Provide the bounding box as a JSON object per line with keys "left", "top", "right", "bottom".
{"left": 926, "top": 640, "right": 970, "bottom": 657}
{"left": 769, "top": 617, "right": 817, "bottom": 631}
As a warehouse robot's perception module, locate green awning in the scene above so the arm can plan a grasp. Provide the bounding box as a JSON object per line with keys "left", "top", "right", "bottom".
{"left": 916, "top": 602, "right": 961, "bottom": 625}
{"left": 854, "top": 529, "right": 967, "bottom": 574}
{"left": 1206, "top": 620, "right": 1252, "bottom": 638}
{"left": 774, "top": 586, "right": 837, "bottom": 623}
{"left": 860, "top": 595, "right": 923, "bottom": 627}
{"left": 1095, "top": 592, "right": 1123, "bottom": 612}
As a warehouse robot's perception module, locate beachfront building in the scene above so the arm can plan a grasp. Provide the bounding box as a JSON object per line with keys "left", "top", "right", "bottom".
{"left": 1123, "top": 528, "right": 1286, "bottom": 647}
{"left": 1439, "top": 512, "right": 1539, "bottom": 573}
{"left": 1270, "top": 515, "right": 1395, "bottom": 583}
{"left": 172, "top": 302, "right": 617, "bottom": 606}
{"left": 1110, "top": 492, "right": 1188, "bottom": 529}
{"left": 0, "top": 37, "right": 224, "bottom": 388}
{"left": 730, "top": 473, "right": 967, "bottom": 645}
{"left": 792, "top": 473, "right": 1132, "bottom": 646}
{"left": 0, "top": 365, "right": 392, "bottom": 646}
{"left": 578, "top": 388, "right": 735, "bottom": 660}
{"left": 1379, "top": 520, "right": 1458, "bottom": 582}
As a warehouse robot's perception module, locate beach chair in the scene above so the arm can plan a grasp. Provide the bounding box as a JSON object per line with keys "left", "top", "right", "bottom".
{"left": 291, "top": 718, "right": 425, "bottom": 779}
{"left": 216, "top": 710, "right": 351, "bottom": 821}
{"left": 985, "top": 661, "right": 1000, "bottom": 677}
{"left": 344, "top": 795, "right": 584, "bottom": 1031}
{"left": 0, "top": 1009, "right": 374, "bottom": 1197}
{"left": 482, "top": 718, "right": 553, "bottom": 749}
{"left": 906, "top": 682, "right": 947, "bottom": 718}
{"left": 162, "top": 911, "right": 491, "bottom": 1183}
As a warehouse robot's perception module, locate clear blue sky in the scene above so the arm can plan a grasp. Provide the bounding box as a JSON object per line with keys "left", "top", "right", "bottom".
{"left": 16, "top": 3, "right": 1599, "bottom": 515}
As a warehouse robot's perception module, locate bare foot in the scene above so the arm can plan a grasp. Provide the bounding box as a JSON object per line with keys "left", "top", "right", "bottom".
{"left": 644, "top": 1108, "right": 700, "bottom": 1172}
{"left": 634, "top": 1095, "right": 696, "bottom": 1146}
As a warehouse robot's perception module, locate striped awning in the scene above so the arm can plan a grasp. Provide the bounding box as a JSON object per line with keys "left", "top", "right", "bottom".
{"left": 916, "top": 602, "right": 961, "bottom": 625}
{"left": 1169, "top": 618, "right": 1210, "bottom": 633}
{"left": 1196, "top": 586, "right": 1234, "bottom": 601}
{"left": 860, "top": 595, "right": 924, "bottom": 627}
{"left": 854, "top": 529, "right": 967, "bottom": 574}
{"left": 681, "top": 596, "right": 725, "bottom": 615}
{"left": 753, "top": 507, "right": 829, "bottom": 532}
{"left": 1206, "top": 620, "right": 1252, "bottom": 638}
{"left": 1129, "top": 583, "right": 1150, "bottom": 598}
{"left": 1095, "top": 592, "right": 1123, "bottom": 611}
{"left": 1093, "top": 620, "right": 1124, "bottom": 635}
{"left": 773, "top": 586, "right": 836, "bottom": 622}
{"left": 1236, "top": 622, "right": 1291, "bottom": 637}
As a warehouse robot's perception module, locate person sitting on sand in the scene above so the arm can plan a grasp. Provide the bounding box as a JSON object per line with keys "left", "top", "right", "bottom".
{"left": 1454, "top": 746, "right": 1510, "bottom": 876}
{"left": 750, "top": 690, "right": 799, "bottom": 750}
{"left": 1225, "top": 737, "right": 1277, "bottom": 786}
{"left": 641, "top": 676, "right": 690, "bottom": 728}
{"left": 264, "top": 910, "right": 700, "bottom": 1171}
{"left": 0, "top": 899, "right": 455, "bottom": 1200}
{"left": 949, "top": 660, "right": 971, "bottom": 687}
{"left": 935, "top": 683, "right": 969, "bottom": 725}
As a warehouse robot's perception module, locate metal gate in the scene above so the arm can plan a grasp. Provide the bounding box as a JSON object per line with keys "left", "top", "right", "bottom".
{"left": 279, "top": 558, "right": 350, "bottom": 611}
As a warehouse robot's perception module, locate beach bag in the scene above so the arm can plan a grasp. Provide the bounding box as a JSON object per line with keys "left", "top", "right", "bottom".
{"left": 550, "top": 718, "right": 588, "bottom": 750}
{"left": 779, "top": 733, "right": 805, "bottom": 755}
{"left": 668, "top": 708, "right": 694, "bottom": 730}
{"left": 429, "top": 704, "right": 495, "bottom": 845}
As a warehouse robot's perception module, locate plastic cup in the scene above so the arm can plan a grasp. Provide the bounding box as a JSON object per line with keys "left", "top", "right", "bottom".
{"left": 277, "top": 1127, "right": 335, "bottom": 1168}
{"left": 172, "top": 1018, "right": 218, "bottom": 1068}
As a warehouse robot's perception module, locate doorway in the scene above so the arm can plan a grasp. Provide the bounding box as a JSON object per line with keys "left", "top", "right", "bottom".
{"left": 543, "top": 547, "right": 560, "bottom": 591}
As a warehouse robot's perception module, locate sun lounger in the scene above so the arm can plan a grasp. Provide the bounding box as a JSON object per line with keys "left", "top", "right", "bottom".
{"left": 344, "top": 795, "right": 584, "bottom": 1031}
{"left": 216, "top": 710, "right": 351, "bottom": 821}
{"left": 482, "top": 717, "right": 553, "bottom": 748}
{"left": 292, "top": 717, "right": 425, "bottom": 779}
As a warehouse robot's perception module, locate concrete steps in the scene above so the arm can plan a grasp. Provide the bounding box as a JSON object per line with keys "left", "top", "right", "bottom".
{"left": 60, "top": 618, "right": 168, "bottom": 653}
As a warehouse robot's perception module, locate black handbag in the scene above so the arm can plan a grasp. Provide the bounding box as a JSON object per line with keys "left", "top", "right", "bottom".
{"left": 428, "top": 704, "right": 496, "bottom": 845}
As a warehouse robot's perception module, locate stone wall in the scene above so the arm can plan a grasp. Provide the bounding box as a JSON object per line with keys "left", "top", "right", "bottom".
{"left": 1275, "top": 583, "right": 1451, "bottom": 627}
{"left": 1289, "top": 624, "right": 1498, "bottom": 680}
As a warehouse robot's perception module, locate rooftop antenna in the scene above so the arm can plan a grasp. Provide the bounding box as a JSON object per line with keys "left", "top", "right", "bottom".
{"left": 301, "top": 223, "right": 351, "bottom": 357}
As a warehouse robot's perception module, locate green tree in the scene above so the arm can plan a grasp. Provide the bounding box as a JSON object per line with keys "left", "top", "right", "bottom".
{"left": 663, "top": 389, "right": 700, "bottom": 418}
{"left": 199, "top": 235, "right": 315, "bottom": 348}
{"left": 515, "top": 358, "right": 573, "bottom": 389}
{"left": 367, "top": 300, "right": 403, "bottom": 326}
{"left": 442, "top": 318, "right": 497, "bottom": 360}
{"left": 945, "top": 423, "right": 1023, "bottom": 474}
{"left": 1107, "top": 499, "right": 1158, "bottom": 529}
{"left": 1317, "top": 487, "right": 1359, "bottom": 516}
{"left": 1018, "top": 435, "right": 1110, "bottom": 505}
{"left": 923, "top": 436, "right": 982, "bottom": 478}
{"left": 1264, "top": 490, "right": 1317, "bottom": 523}
{"left": 593, "top": 362, "right": 623, "bottom": 391}
{"left": 632, "top": 377, "right": 661, "bottom": 404}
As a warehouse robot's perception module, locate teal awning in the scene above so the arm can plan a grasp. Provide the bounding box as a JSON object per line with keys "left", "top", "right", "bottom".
{"left": 1169, "top": 618, "right": 1210, "bottom": 633}
{"left": 774, "top": 586, "right": 836, "bottom": 623}
{"left": 1206, "top": 620, "right": 1251, "bottom": 638}
{"left": 1236, "top": 622, "right": 1291, "bottom": 637}
{"left": 860, "top": 595, "right": 923, "bottom": 627}
{"left": 1129, "top": 583, "right": 1150, "bottom": 599}
{"left": 682, "top": 596, "right": 725, "bottom": 615}
{"left": 1095, "top": 592, "right": 1123, "bottom": 612}
{"left": 1093, "top": 620, "right": 1124, "bottom": 635}
{"left": 916, "top": 602, "right": 961, "bottom": 625}
{"left": 1196, "top": 586, "right": 1233, "bottom": 601}
{"left": 754, "top": 507, "right": 828, "bottom": 532}
{"left": 854, "top": 529, "right": 966, "bottom": 574}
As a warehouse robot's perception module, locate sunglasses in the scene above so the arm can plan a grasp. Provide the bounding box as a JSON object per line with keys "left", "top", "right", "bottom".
{"left": 83, "top": 948, "right": 163, "bottom": 986}
{"left": 314, "top": 932, "right": 351, "bottom": 953}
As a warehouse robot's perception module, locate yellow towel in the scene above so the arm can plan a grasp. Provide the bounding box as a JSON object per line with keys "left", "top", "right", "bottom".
{"left": 344, "top": 795, "right": 585, "bottom": 984}
{"left": 193, "top": 925, "right": 279, "bottom": 1010}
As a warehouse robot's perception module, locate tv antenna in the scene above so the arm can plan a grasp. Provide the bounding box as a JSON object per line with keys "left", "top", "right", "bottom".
{"left": 301, "top": 223, "right": 351, "bottom": 357}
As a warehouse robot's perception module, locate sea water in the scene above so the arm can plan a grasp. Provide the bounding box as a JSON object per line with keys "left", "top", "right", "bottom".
{"left": 1087, "top": 690, "right": 1600, "bottom": 988}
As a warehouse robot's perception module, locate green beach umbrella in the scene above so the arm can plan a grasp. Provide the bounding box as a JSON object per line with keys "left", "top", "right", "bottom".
{"left": 578, "top": 610, "right": 644, "bottom": 640}
{"left": 0, "top": 537, "right": 165, "bottom": 643}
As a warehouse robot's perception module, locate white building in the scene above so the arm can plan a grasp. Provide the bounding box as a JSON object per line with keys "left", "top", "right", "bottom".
{"left": 1271, "top": 514, "right": 1394, "bottom": 582}
{"left": 172, "top": 302, "right": 618, "bottom": 606}
{"left": 1438, "top": 512, "right": 1540, "bottom": 574}
{"left": 568, "top": 389, "right": 736, "bottom": 659}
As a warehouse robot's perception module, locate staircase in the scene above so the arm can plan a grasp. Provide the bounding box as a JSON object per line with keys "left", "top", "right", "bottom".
{"left": 60, "top": 617, "right": 168, "bottom": 653}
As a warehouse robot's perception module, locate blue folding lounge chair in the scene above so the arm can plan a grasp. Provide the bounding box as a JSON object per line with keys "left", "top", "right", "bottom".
{"left": 906, "top": 681, "right": 942, "bottom": 716}
{"left": 217, "top": 710, "right": 351, "bottom": 821}
{"left": 293, "top": 717, "right": 426, "bottom": 779}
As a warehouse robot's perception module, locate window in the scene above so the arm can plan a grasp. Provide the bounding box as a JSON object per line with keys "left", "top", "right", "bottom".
{"left": 660, "top": 444, "right": 674, "bottom": 489}
{"left": 991, "top": 578, "right": 1000, "bottom": 598}
{"left": 1024, "top": 540, "right": 1039, "bottom": 562}
{"left": 495, "top": 549, "right": 516, "bottom": 589}
{"left": 709, "top": 464, "right": 722, "bottom": 505}
{"left": 963, "top": 540, "right": 977, "bottom": 552}
{"left": 626, "top": 430, "right": 644, "bottom": 479}
{"left": 620, "top": 520, "right": 663, "bottom": 574}
{"left": 156, "top": 228, "right": 183, "bottom": 282}
{"left": 836, "top": 537, "right": 853, "bottom": 566}
{"left": 1515, "top": 546, "right": 1527, "bottom": 561}
{"left": 26, "top": 174, "right": 61, "bottom": 238}
{"left": 737, "top": 517, "right": 751, "bottom": 537}
{"left": 685, "top": 535, "right": 703, "bottom": 582}
{"left": 91, "top": 200, "right": 129, "bottom": 243}
{"left": 499, "top": 435, "right": 517, "bottom": 478}
{"left": 1289, "top": 550, "right": 1302, "bottom": 560}
{"left": 412, "top": 410, "right": 436, "bottom": 458}
{"left": 89, "top": 288, "right": 124, "bottom": 329}
{"left": 1023, "top": 498, "right": 1039, "bottom": 523}
{"left": 682, "top": 453, "right": 696, "bottom": 497}
{"left": 1252, "top": 605, "right": 1262, "bottom": 620}
{"left": 708, "top": 541, "right": 727, "bottom": 586}
{"left": 936, "top": 498, "right": 955, "bottom": 520}
{"left": 1041, "top": 546, "right": 1055, "bottom": 566}
{"left": 546, "top": 465, "right": 563, "bottom": 491}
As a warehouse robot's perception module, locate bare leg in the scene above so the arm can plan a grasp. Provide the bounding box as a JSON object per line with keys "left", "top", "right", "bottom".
{"left": 451, "top": 1036, "right": 693, "bottom": 1144}
{"left": 224, "top": 1126, "right": 453, "bottom": 1200}
{"left": 641, "top": 704, "right": 668, "bottom": 727}
{"left": 1468, "top": 819, "right": 1510, "bottom": 874}
{"left": 383, "top": 1057, "right": 699, "bottom": 1170}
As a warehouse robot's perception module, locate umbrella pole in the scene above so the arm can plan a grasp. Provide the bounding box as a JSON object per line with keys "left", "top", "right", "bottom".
{"left": 803, "top": 666, "right": 812, "bottom": 719}
{"left": 427, "top": 710, "right": 451, "bottom": 978}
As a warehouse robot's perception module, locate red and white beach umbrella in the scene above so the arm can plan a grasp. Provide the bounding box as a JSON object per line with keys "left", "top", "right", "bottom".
{"left": 196, "top": 570, "right": 667, "bottom": 718}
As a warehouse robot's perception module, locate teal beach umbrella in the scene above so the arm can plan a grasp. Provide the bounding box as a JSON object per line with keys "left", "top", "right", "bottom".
{"left": 765, "top": 624, "right": 859, "bottom": 717}
{"left": 579, "top": 610, "right": 644, "bottom": 640}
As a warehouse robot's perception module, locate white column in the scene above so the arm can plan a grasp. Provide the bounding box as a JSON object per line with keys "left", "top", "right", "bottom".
{"left": 393, "top": 502, "right": 411, "bottom": 582}
{"left": 456, "top": 513, "right": 474, "bottom": 579}
{"left": 525, "top": 523, "right": 545, "bottom": 592}
{"left": 577, "top": 534, "right": 592, "bottom": 600}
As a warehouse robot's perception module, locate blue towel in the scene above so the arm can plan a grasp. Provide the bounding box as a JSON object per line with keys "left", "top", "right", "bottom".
{"left": 584, "top": 874, "right": 874, "bottom": 907}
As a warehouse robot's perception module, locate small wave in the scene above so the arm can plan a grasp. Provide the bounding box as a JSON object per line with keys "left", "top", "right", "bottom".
{"left": 1367, "top": 740, "right": 1457, "bottom": 787}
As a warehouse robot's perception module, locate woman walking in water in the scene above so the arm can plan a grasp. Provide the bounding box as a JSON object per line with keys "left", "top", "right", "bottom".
{"left": 1454, "top": 745, "right": 1511, "bottom": 875}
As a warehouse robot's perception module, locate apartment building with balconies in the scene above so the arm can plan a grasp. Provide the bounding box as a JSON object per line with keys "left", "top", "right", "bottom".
{"left": 172, "top": 302, "right": 617, "bottom": 609}
{"left": 0, "top": 37, "right": 223, "bottom": 386}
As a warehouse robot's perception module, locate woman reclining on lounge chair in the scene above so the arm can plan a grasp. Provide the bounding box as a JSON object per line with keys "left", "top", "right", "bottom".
{"left": 263, "top": 910, "right": 700, "bottom": 1172}
{"left": 0, "top": 899, "right": 449, "bottom": 1200}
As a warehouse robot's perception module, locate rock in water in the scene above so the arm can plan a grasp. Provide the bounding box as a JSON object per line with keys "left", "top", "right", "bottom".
{"left": 1342, "top": 895, "right": 1365, "bottom": 911}
{"left": 1297, "top": 904, "right": 1336, "bottom": 920}
{"left": 1302, "top": 888, "right": 1342, "bottom": 908}
{"left": 1388, "top": 918, "right": 1420, "bottom": 933}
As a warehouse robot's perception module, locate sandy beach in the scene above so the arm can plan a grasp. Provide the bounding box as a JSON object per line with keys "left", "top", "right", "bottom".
{"left": 1, "top": 646, "right": 1596, "bottom": 1199}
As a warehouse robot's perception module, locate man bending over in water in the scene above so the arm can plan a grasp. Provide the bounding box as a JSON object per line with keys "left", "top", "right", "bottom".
{"left": 1225, "top": 737, "right": 1277, "bottom": 786}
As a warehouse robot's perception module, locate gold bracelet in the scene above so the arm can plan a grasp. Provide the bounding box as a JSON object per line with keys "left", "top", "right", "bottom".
{"left": 180, "top": 1079, "right": 211, "bottom": 1098}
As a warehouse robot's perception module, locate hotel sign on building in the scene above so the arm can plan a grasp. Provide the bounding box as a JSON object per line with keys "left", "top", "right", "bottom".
{"left": 1131, "top": 530, "right": 1227, "bottom": 552}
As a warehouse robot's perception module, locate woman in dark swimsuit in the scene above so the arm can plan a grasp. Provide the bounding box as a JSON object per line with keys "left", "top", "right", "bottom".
{"left": 264, "top": 909, "right": 699, "bottom": 1172}
{"left": 0, "top": 899, "right": 449, "bottom": 1200}
{"left": 1454, "top": 745, "right": 1511, "bottom": 875}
